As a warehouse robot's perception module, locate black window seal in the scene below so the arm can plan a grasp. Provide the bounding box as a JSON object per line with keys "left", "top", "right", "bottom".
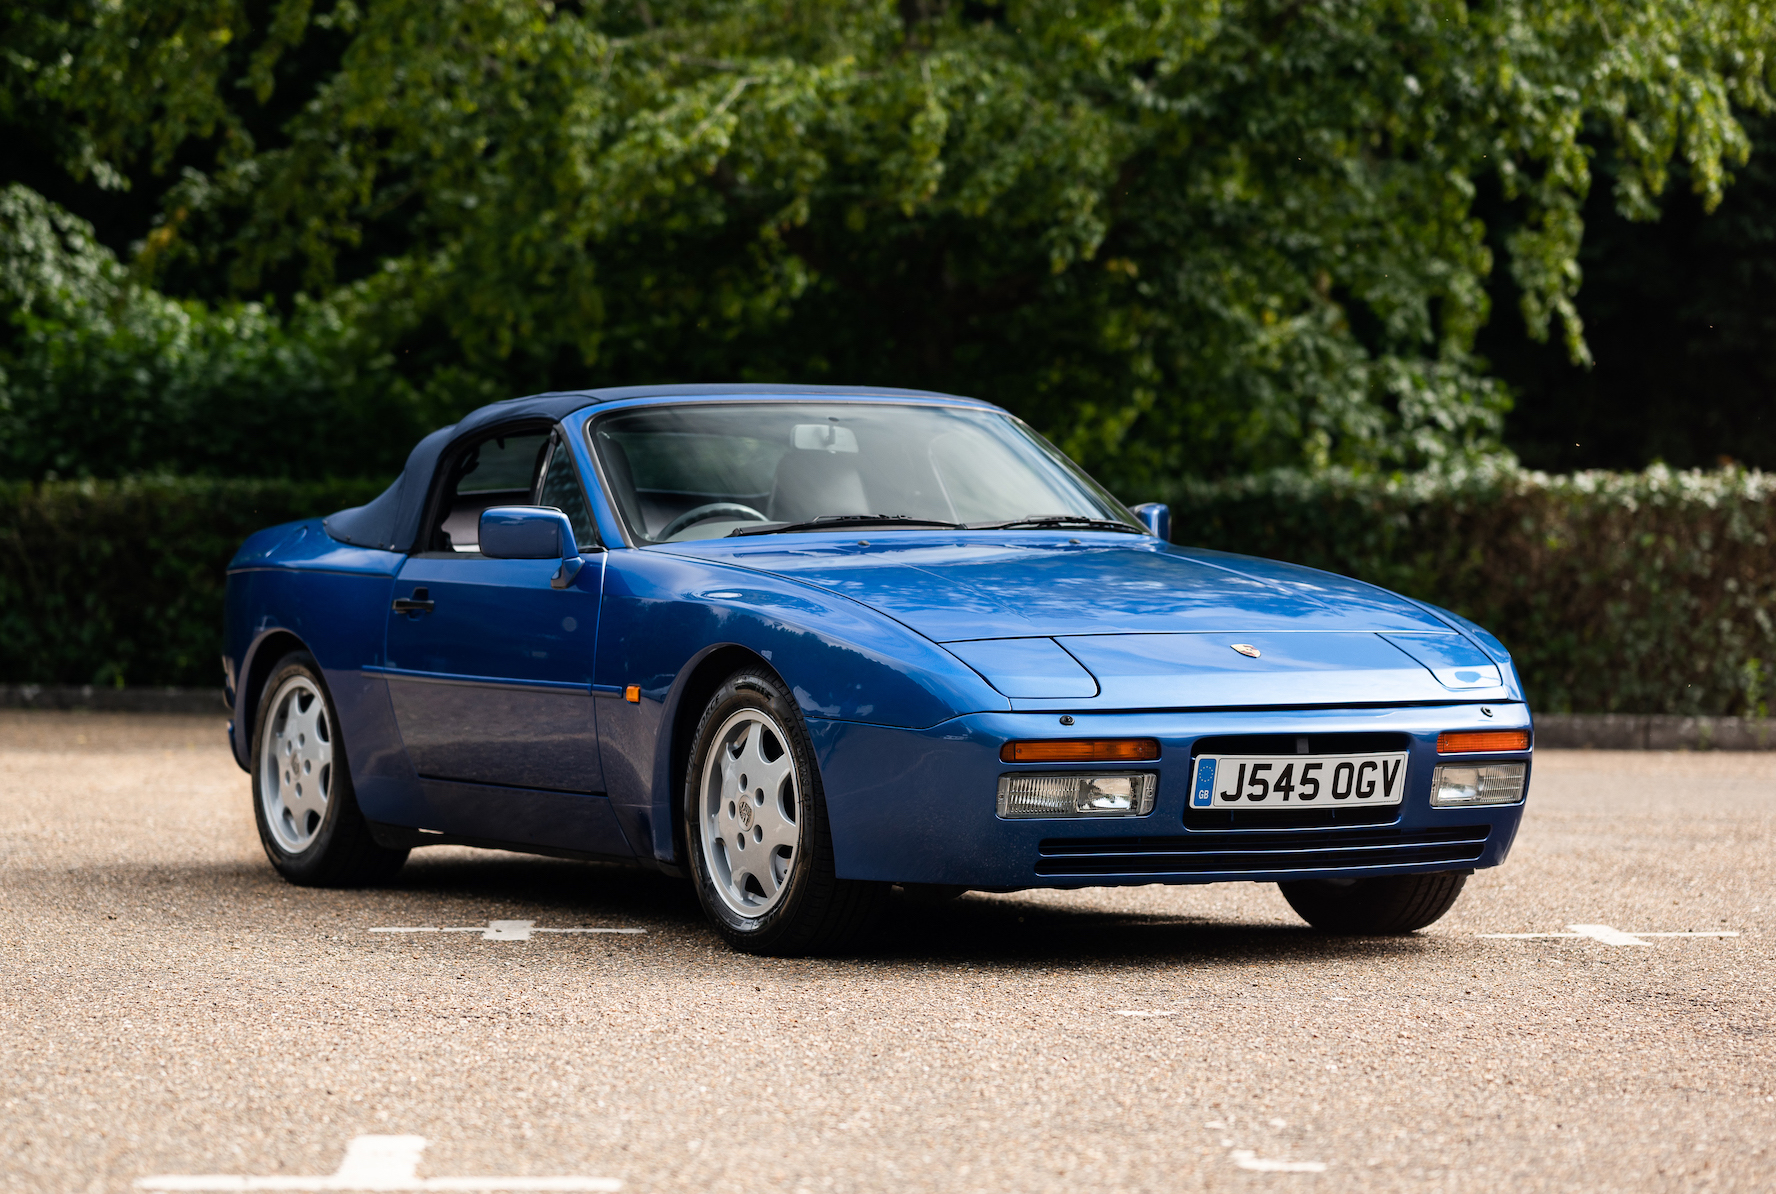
{"left": 537, "top": 426, "right": 604, "bottom": 552}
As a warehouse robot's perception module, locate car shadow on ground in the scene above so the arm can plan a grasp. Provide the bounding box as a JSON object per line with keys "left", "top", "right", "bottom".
{"left": 864, "top": 893, "right": 1436, "bottom": 967}
{"left": 45, "top": 853, "right": 1439, "bottom": 969}
{"left": 392, "top": 851, "right": 701, "bottom": 923}
{"left": 389, "top": 853, "right": 1431, "bottom": 968}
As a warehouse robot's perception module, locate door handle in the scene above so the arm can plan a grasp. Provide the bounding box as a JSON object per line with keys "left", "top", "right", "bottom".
{"left": 392, "top": 587, "right": 434, "bottom": 614}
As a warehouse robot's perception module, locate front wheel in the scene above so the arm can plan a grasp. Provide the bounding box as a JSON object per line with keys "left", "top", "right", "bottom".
{"left": 1278, "top": 872, "right": 1468, "bottom": 934}
{"left": 252, "top": 651, "right": 408, "bottom": 887}
{"left": 683, "top": 667, "right": 885, "bottom": 955}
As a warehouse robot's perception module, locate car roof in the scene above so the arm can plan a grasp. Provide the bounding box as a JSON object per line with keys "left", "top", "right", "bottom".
{"left": 322, "top": 383, "right": 986, "bottom": 552}
{"left": 534, "top": 382, "right": 975, "bottom": 405}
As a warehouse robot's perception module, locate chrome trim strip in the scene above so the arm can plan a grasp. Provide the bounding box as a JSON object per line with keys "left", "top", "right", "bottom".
{"left": 366, "top": 666, "right": 591, "bottom": 695}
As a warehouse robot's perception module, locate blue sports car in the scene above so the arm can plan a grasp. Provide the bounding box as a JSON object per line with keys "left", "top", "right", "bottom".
{"left": 224, "top": 384, "right": 1532, "bottom": 954}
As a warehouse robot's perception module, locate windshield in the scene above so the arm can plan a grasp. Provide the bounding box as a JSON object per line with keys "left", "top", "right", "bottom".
{"left": 588, "top": 402, "right": 1136, "bottom": 543}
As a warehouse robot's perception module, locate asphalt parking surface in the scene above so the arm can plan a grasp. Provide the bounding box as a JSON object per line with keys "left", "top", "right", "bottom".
{"left": 2, "top": 711, "right": 1771, "bottom": 1193}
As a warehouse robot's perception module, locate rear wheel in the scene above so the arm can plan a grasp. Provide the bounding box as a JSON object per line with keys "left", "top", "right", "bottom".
{"left": 252, "top": 652, "right": 408, "bottom": 887}
{"left": 683, "top": 667, "right": 885, "bottom": 955}
{"left": 1278, "top": 872, "right": 1467, "bottom": 934}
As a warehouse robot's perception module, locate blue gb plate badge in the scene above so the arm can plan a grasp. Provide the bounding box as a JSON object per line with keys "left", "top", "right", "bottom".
{"left": 1192, "top": 757, "right": 1217, "bottom": 808}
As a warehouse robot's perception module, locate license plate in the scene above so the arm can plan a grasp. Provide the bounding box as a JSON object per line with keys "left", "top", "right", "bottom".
{"left": 1190, "top": 753, "right": 1409, "bottom": 809}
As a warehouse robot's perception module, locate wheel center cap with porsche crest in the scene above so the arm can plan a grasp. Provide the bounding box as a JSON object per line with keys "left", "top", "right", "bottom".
{"left": 1231, "top": 643, "right": 1261, "bottom": 658}
{"left": 738, "top": 801, "right": 754, "bottom": 830}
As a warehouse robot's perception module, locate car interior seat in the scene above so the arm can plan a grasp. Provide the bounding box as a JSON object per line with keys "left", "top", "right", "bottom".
{"left": 768, "top": 449, "right": 871, "bottom": 524}
{"left": 595, "top": 433, "right": 648, "bottom": 536}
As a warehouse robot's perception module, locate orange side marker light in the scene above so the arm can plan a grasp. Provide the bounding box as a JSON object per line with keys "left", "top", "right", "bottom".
{"left": 1436, "top": 730, "right": 1530, "bottom": 754}
{"left": 624, "top": 685, "right": 641, "bottom": 703}
{"left": 1000, "top": 738, "right": 1161, "bottom": 764}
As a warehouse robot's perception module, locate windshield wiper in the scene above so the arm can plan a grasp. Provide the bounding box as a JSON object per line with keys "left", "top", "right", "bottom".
{"left": 974, "top": 515, "right": 1148, "bottom": 534}
{"left": 728, "top": 514, "right": 968, "bottom": 537}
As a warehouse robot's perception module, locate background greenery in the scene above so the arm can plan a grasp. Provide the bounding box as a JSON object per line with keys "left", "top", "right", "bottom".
{"left": 6, "top": 0, "right": 1775, "bottom": 485}
{"left": 0, "top": 477, "right": 382, "bottom": 689}
{"left": 5, "top": 1, "right": 1776, "bottom": 705}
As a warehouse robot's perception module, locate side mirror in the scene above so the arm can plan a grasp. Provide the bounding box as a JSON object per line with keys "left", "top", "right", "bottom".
{"left": 1129, "top": 502, "right": 1171, "bottom": 542}
{"left": 479, "top": 506, "right": 584, "bottom": 589}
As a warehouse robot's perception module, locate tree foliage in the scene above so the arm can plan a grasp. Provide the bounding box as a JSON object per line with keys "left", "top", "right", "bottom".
{"left": 0, "top": 184, "right": 488, "bottom": 479}
{"left": 3, "top": 0, "right": 1773, "bottom": 484}
{"left": 1486, "top": 110, "right": 1776, "bottom": 472}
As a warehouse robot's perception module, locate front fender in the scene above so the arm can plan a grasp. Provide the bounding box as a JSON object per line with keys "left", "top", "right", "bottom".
{"left": 597, "top": 548, "right": 1006, "bottom": 724}
{"left": 592, "top": 548, "right": 1009, "bottom": 866}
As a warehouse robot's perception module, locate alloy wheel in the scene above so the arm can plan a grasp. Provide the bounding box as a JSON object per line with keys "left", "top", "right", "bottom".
{"left": 259, "top": 674, "right": 334, "bottom": 853}
{"left": 698, "top": 707, "right": 800, "bottom": 917}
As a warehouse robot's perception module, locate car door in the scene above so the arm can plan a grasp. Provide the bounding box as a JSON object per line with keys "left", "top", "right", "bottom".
{"left": 383, "top": 427, "right": 608, "bottom": 802}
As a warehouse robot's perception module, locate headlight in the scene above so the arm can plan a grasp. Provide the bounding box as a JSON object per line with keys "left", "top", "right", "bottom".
{"left": 996, "top": 772, "right": 1157, "bottom": 818}
{"left": 1430, "top": 763, "right": 1527, "bottom": 807}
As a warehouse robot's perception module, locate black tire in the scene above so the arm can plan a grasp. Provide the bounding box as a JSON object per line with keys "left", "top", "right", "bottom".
{"left": 1278, "top": 871, "right": 1468, "bottom": 934}
{"left": 683, "top": 667, "right": 886, "bottom": 955}
{"left": 893, "top": 884, "right": 969, "bottom": 907}
{"left": 251, "top": 651, "right": 408, "bottom": 887}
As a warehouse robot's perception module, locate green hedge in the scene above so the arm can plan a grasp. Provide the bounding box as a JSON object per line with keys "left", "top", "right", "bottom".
{"left": 1164, "top": 463, "right": 1776, "bottom": 716}
{"left": 0, "top": 477, "right": 384, "bottom": 689}
{"left": 7, "top": 466, "right": 1775, "bottom": 715}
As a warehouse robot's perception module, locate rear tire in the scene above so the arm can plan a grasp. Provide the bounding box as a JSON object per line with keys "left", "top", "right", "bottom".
{"left": 683, "top": 667, "right": 886, "bottom": 955}
{"left": 1278, "top": 872, "right": 1467, "bottom": 934}
{"left": 251, "top": 651, "right": 408, "bottom": 887}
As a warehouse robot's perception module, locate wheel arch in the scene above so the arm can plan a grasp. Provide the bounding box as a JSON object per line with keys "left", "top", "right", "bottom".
{"left": 661, "top": 643, "right": 788, "bottom": 870}
{"left": 235, "top": 629, "right": 312, "bottom": 768}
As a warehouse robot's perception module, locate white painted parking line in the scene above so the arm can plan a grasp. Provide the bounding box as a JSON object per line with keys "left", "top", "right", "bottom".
{"left": 135, "top": 1134, "right": 621, "bottom": 1191}
{"left": 1478, "top": 923, "right": 1740, "bottom": 946}
{"left": 368, "top": 920, "right": 645, "bottom": 941}
{"left": 1229, "top": 1150, "right": 1327, "bottom": 1174}
{"left": 1567, "top": 923, "right": 1652, "bottom": 946}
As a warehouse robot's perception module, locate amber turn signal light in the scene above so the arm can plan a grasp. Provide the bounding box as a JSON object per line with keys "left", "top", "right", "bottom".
{"left": 1436, "top": 730, "right": 1530, "bottom": 754}
{"left": 1000, "top": 738, "right": 1161, "bottom": 764}
{"left": 624, "top": 685, "right": 641, "bottom": 703}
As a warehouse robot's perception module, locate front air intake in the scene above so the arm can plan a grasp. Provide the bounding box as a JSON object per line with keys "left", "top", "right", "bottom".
{"left": 1034, "top": 825, "right": 1490, "bottom": 876}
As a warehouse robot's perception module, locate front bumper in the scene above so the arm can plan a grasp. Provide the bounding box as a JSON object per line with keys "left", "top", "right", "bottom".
{"left": 810, "top": 703, "right": 1530, "bottom": 888}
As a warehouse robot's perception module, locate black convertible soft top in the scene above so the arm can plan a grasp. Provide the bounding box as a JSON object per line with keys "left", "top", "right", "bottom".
{"left": 321, "top": 383, "right": 963, "bottom": 552}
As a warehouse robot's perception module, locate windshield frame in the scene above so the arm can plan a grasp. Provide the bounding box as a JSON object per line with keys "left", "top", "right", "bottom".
{"left": 580, "top": 398, "right": 1143, "bottom": 547}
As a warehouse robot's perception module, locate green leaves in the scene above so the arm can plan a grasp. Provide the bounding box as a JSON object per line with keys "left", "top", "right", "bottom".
{"left": 3, "top": 0, "right": 1772, "bottom": 486}
{"left": 0, "top": 184, "right": 475, "bottom": 481}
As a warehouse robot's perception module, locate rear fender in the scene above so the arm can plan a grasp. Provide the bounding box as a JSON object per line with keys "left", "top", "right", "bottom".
{"left": 224, "top": 526, "right": 409, "bottom": 812}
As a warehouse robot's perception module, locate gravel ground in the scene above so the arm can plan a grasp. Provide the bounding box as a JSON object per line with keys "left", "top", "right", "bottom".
{"left": 1, "top": 711, "right": 1771, "bottom": 1193}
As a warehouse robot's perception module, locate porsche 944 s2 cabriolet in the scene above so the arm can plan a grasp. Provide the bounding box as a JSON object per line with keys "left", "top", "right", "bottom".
{"left": 223, "top": 384, "right": 1532, "bottom": 954}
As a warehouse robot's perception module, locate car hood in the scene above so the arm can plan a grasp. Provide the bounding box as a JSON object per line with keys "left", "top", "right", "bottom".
{"left": 664, "top": 534, "right": 1447, "bottom": 639}
{"left": 661, "top": 533, "right": 1516, "bottom": 708}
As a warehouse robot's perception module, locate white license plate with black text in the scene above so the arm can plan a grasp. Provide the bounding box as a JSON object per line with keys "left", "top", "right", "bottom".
{"left": 1190, "top": 753, "right": 1409, "bottom": 809}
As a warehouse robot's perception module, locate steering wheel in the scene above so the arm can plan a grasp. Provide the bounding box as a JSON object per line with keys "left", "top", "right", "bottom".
{"left": 658, "top": 502, "right": 771, "bottom": 540}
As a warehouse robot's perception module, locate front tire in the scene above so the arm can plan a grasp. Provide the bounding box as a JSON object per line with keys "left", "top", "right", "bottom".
{"left": 1278, "top": 871, "right": 1467, "bottom": 934}
{"left": 683, "top": 667, "right": 885, "bottom": 955}
{"left": 252, "top": 651, "right": 408, "bottom": 887}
